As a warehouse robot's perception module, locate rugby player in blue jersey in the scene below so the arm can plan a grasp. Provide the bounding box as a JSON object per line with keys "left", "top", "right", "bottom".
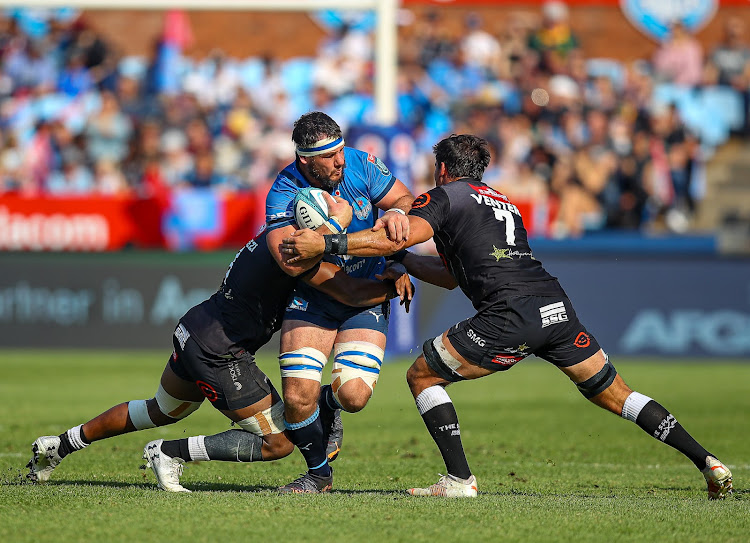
{"left": 282, "top": 134, "right": 733, "bottom": 500}
{"left": 26, "top": 218, "right": 412, "bottom": 492}
{"left": 265, "top": 112, "right": 415, "bottom": 493}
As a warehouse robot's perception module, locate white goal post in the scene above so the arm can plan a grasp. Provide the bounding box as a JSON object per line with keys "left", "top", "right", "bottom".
{"left": 2, "top": 0, "right": 399, "bottom": 125}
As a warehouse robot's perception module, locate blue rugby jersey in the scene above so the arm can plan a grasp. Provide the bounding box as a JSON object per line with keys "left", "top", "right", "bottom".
{"left": 265, "top": 147, "right": 396, "bottom": 281}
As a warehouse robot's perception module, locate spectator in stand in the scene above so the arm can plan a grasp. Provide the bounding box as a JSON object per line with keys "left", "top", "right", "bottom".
{"left": 459, "top": 12, "right": 501, "bottom": 77}
{"left": 653, "top": 22, "right": 703, "bottom": 87}
{"left": 46, "top": 148, "right": 93, "bottom": 194}
{"left": 93, "top": 159, "right": 129, "bottom": 195}
{"left": 183, "top": 151, "right": 226, "bottom": 189}
{"left": 528, "top": 1, "right": 579, "bottom": 75}
{"left": 85, "top": 90, "right": 132, "bottom": 164}
{"left": 709, "top": 17, "right": 750, "bottom": 135}
{"left": 159, "top": 130, "right": 193, "bottom": 188}
{"left": 58, "top": 52, "right": 94, "bottom": 96}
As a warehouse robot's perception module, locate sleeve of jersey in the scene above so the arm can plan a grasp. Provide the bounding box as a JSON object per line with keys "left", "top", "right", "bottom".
{"left": 265, "top": 178, "right": 297, "bottom": 231}
{"left": 407, "top": 187, "right": 449, "bottom": 232}
{"left": 364, "top": 153, "right": 396, "bottom": 205}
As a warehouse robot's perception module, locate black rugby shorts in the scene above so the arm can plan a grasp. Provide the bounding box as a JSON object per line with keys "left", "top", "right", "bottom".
{"left": 169, "top": 331, "right": 272, "bottom": 411}
{"left": 446, "top": 295, "right": 601, "bottom": 372}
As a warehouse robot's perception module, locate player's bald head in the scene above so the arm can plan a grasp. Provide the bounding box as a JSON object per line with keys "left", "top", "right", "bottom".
{"left": 433, "top": 134, "right": 491, "bottom": 181}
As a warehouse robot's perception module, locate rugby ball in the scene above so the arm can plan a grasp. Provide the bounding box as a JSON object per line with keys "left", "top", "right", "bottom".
{"left": 294, "top": 187, "right": 331, "bottom": 230}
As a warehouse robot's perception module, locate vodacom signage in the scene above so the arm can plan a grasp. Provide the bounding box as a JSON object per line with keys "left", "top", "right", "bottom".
{"left": 0, "top": 195, "right": 162, "bottom": 251}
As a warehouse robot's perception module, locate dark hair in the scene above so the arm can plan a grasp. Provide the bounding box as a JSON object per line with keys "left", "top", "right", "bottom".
{"left": 433, "top": 134, "right": 491, "bottom": 181}
{"left": 292, "top": 111, "right": 342, "bottom": 148}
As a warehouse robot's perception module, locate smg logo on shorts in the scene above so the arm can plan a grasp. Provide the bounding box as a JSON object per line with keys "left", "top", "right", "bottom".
{"left": 540, "top": 301, "right": 568, "bottom": 328}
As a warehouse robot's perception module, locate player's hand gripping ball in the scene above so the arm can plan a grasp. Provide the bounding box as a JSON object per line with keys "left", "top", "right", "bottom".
{"left": 294, "top": 187, "right": 340, "bottom": 231}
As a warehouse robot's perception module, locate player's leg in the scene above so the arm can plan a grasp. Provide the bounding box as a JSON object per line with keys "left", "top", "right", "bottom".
{"left": 551, "top": 331, "right": 732, "bottom": 499}
{"left": 317, "top": 303, "right": 389, "bottom": 462}
{"left": 27, "top": 349, "right": 203, "bottom": 483}
{"left": 405, "top": 330, "right": 493, "bottom": 497}
{"left": 144, "top": 346, "right": 293, "bottom": 492}
{"left": 278, "top": 318, "right": 337, "bottom": 493}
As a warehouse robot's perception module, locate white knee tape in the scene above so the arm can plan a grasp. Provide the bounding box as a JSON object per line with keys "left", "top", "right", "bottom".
{"left": 236, "top": 401, "right": 286, "bottom": 436}
{"left": 331, "top": 341, "right": 384, "bottom": 398}
{"left": 279, "top": 347, "right": 327, "bottom": 381}
{"left": 128, "top": 399, "right": 156, "bottom": 430}
{"left": 433, "top": 335, "right": 462, "bottom": 372}
{"left": 155, "top": 384, "right": 202, "bottom": 420}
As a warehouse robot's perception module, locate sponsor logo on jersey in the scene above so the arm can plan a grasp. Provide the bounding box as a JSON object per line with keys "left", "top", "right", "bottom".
{"left": 267, "top": 211, "right": 294, "bottom": 220}
{"left": 367, "top": 154, "right": 392, "bottom": 176}
{"left": 540, "top": 301, "right": 568, "bottom": 328}
{"left": 466, "top": 328, "right": 486, "bottom": 347}
{"left": 574, "top": 332, "right": 591, "bottom": 348}
{"left": 469, "top": 184, "right": 520, "bottom": 216}
{"left": 469, "top": 183, "right": 509, "bottom": 202}
{"left": 412, "top": 193, "right": 431, "bottom": 209}
{"left": 287, "top": 296, "right": 308, "bottom": 312}
{"left": 346, "top": 259, "right": 365, "bottom": 274}
{"left": 490, "top": 246, "right": 534, "bottom": 261}
{"left": 490, "top": 245, "right": 512, "bottom": 261}
{"left": 353, "top": 198, "right": 372, "bottom": 220}
{"left": 174, "top": 323, "right": 190, "bottom": 350}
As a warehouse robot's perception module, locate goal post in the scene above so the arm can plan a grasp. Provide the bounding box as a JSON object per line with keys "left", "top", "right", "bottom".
{"left": 2, "top": 0, "right": 399, "bottom": 125}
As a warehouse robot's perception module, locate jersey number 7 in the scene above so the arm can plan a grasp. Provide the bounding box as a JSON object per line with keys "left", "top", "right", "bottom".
{"left": 493, "top": 209, "right": 516, "bottom": 246}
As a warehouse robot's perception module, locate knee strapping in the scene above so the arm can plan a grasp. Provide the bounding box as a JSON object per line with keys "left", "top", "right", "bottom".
{"left": 330, "top": 341, "right": 383, "bottom": 402}
{"left": 279, "top": 347, "right": 327, "bottom": 381}
{"left": 422, "top": 335, "right": 465, "bottom": 382}
{"left": 576, "top": 355, "right": 617, "bottom": 399}
{"left": 128, "top": 400, "right": 156, "bottom": 430}
{"left": 235, "top": 401, "right": 286, "bottom": 436}
{"left": 154, "top": 384, "right": 202, "bottom": 420}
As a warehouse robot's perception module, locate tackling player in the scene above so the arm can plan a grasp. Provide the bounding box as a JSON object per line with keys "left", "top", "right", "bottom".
{"left": 26, "top": 214, "right": 412, "bottom": 492}
{"left": 265, "top": 111, "right": 415, "bottom": 493}
{"left": 280, "top": 134, "right": 733, "bottom": 500}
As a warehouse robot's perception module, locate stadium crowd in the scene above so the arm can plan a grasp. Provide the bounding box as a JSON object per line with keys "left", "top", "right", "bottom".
{"left": 0, "top": 4, "right": 748, "bottom": 236}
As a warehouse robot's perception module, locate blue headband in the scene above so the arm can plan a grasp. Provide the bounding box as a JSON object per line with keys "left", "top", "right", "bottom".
{"left": 296, "top": 136, "right": 345, "bottom": 156}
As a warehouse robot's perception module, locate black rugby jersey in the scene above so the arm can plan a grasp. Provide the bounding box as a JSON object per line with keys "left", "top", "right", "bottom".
{"left": 408, "top": 178, "right": 564, "bottom": 310}
{"left": 179, "top": 226, "right": 301, "bottom": 357}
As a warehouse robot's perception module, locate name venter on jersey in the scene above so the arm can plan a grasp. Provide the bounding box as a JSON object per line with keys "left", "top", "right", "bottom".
{"left": 408, "top": 179, "right": 564, "bottom": 310}
{"left": 266, "top": 147, "right": 395, "bottom": 283}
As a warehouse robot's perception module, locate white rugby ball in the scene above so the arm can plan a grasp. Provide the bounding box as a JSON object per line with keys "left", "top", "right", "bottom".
{"left": 294, "top": 187, "right": 330, "bottom": 230}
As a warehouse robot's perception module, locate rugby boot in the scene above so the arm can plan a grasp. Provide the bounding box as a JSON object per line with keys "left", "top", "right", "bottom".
{"left": 407, "top": 474, "right": 478, "bottom": 498}
{"left": 26, "top": 436, "right": 63, "bottom": 482}
{"left": 702, "top": 456, "right": 733, "bottom": 500}
{"left": 142, "top": 439, "right": 190, "bottom": 493}
{"left": 320, "top": 407, "right": 343, "bottom": 462}
{"left": 278, "top": 470, "right": 333, "bottom": 494}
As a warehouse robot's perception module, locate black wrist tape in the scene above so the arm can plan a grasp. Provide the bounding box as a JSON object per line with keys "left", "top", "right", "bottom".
{"left": 324, "top": 234, "right": 348, "bottom": 255}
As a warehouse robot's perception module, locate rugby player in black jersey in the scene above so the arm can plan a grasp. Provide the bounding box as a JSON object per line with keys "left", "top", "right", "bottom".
{"left": 26, "top": 200, "right": 412, "bottom": 492}
{"left": 281, "top": 134, "right": 733, "bottom": 500}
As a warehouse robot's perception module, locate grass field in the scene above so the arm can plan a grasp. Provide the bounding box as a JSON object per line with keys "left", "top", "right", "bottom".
{"left": 1, "top": 351, "right": 748, "bottom": 542}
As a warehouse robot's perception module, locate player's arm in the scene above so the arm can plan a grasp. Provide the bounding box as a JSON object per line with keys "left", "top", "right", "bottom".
{"left": 372, "top": 179, "right": 415, "bottom": 242}
{"left": 396, "top": 251, "right": 458, "bottom": 290}
{"left": 268, "top": 194, "right": 353, "bottom": 277}
{"left": 302, "top": 261, "right": 413, "bottom": 310}
{"left": 281, "top": 214, "right": 434, "bottom": 264}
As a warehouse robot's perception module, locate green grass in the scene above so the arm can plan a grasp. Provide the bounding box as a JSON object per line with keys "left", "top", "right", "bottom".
{"left": 1, "top": 351, "right": 748, "bottom": 542}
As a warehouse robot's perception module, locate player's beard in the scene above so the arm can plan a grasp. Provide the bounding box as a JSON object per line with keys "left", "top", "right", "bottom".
{"left": 308, "top": 161, "right": 344, "bottom": 191}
